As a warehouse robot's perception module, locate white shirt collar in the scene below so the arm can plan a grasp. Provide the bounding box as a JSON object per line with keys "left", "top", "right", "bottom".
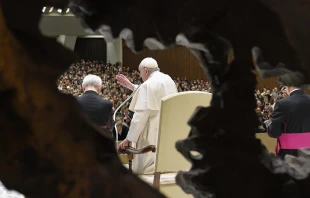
{"left": 146, "top": 70, "right": 159, "bottom": 80}
{"left": 289, "top": 88, "right": 300, "bottom": 95}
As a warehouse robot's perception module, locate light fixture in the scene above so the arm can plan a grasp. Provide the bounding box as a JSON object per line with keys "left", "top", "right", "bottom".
{"left": 42, "top": 6, "right": 46, "bottom": 12}
{"left": 49, "top": 7, "right": 53, "bottom": 13}
{"left": 66, "top": 8, "right": 70, "bottom": 13}
{"left": 57, "top": 9, "right": 62, "bottom": 13}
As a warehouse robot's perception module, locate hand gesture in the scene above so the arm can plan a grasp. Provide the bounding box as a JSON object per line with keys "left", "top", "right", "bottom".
{"left": 118, "top": 139, "right": 130, "bottom": 150}
{"left": 258, "top": 125, "right": 265, "bottom": 130}
{"left": 116, "top": 74, "right": 134, "bottom": 91}
{"left": 282, "top": 91, "right": 289, "bottom": 98}
{"left": 282, "top": 86, "right": 289, "bottom": 98}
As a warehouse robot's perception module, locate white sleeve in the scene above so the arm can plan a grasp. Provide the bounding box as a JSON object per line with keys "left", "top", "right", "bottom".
{"left": 126, "top": 109, "right": 151, "bottom": 143}
{"left": 133, "top": 84, "right": 139, "bottom": 92}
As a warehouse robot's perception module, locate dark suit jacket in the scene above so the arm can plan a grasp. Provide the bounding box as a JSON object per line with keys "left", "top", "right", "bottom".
{"left": 268, "top": 90, "right": 310, "bottom": 158}
{"left": 77, "top": 90, "right": 113, "bottom": 127}
{"left": 112, "top": 125, "right": 129, "bottom": 141}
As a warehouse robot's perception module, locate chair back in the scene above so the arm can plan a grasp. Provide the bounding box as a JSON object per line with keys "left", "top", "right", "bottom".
{"left": 155, "top": 91, "right": 212, "bottom": 172}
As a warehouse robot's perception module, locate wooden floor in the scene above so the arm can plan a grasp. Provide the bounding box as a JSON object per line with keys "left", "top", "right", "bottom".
{"left": 255, "top": 133, "right": 276, "bottom": 154}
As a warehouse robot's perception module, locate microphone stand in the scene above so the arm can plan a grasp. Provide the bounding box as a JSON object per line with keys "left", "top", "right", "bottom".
{"left": 113, "top": 85, "right": 140, "bottom": 143}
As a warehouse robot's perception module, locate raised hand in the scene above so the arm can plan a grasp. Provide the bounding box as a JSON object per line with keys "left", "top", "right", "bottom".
{"left": 116, "top": 74, "right": 135, "bottom": 91}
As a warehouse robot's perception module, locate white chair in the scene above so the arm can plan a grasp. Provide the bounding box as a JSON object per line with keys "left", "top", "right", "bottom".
{"left": 138, "top": 91, "right": 212, "bottom": 198}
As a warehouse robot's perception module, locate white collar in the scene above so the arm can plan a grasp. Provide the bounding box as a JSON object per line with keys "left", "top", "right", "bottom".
{"left": 289, "top": 88, "right": 300, "bottom": 95}
{"left": 146, "top": 71, "right": 158, "bottom": 80}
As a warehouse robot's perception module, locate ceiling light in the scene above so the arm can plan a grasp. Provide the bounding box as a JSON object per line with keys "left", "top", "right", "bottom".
{"left": 42, "top": 7, "right": 46, "bottom": 12}
{"left": 66, "top": 8, "right": 70, "bottom": 13}
{"left": 57, "top": 9, "right": 62, "bottom": 13}
{"left": 49, "top": 7, "right": 53, "bottom": 12}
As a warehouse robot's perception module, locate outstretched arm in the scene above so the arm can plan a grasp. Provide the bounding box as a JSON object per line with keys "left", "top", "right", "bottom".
{"left": 116, "top": 74, "right": 136, "bottom": 91}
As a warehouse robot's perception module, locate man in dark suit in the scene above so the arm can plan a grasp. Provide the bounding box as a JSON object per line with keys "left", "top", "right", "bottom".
{"left": 268, "top": 86, "right": 310, "bottom": 158}
{"left": 77, "top": 74, "right": 113, "bottom": 129}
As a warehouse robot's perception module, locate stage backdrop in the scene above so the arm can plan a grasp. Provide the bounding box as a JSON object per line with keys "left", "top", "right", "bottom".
{"left": 123, "top": 43, "right": 308, "bottom": 91}
{"left": 74, "top": 38, "right": 107, "bottom": 62}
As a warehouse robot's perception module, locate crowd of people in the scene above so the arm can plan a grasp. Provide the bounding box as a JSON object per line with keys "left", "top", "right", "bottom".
{"left": 255, "top": 87, "right": 288, "bottom": 132}
{"left": 56, "top": 60, "right": 211, "bottom": 122}
{"left": 58, "top": 58, "right": 310, "bottom": 163}
{"left": 56, "top": 59, "right": 286, "bottom": 133}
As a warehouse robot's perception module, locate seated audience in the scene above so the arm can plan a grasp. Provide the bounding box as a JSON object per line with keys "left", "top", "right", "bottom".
{"left": 57, "top": 60, "right": 212, "bottom": 128}
{"left": 257, "top": 113, "right": 267, "bottom": 133}
{"left": 112, "top": 121, "right": 129, "bottom": 141}
{"left": 57, "top": 59, "right": 294, "bottom": 134}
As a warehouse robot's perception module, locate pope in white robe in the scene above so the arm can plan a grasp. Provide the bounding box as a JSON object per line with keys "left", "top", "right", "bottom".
{"left": 117, "top": 57, "right": 178, "bottom": 175}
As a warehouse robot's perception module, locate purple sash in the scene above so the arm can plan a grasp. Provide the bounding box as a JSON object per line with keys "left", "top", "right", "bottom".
{"left": 275, "top": 122, "right": 310, "bottom": 155}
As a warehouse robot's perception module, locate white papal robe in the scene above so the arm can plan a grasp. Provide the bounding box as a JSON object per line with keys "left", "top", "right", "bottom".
{"left": 127, "top": 71, "right": 178, "bottom": 175}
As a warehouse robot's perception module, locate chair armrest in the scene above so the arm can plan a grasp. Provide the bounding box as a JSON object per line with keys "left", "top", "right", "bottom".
{"left": 119, "top": 145, "right": 156, "bottom": 154}
{"left": 118, "top": 145, "right": 156, "bottom": 173}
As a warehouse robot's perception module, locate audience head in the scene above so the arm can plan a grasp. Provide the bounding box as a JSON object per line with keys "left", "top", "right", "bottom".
{"left": 256, "top": 100, "right": 262, "bottom": 107}
{"left": 116, "top": 121, "right": 123, "bottom": 132}
{"left": 264, "top": 103, "right": 270, "bottom": 110}
{"left": 82, "top": 74, "right": 102, "bottom": 93}
{"left": 257, "top": 113, "right": 263, "bottom": 122}
{"left": 268, "top": 108, "right": 274, "bottom": 117}
{"left": 138, "top": 57, "right": 160, "bottom": 81}
{"left": 115, "top": 115, "right": 122, "bottom": 122}
{"left": 263, "top": 110, "right": 269, "bottom": 117}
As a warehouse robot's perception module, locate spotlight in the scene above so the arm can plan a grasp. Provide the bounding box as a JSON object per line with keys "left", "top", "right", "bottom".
{"left": 66, "top": 8, "right": 70, "bottom": 13}
{"left": 57, "top": 9, "right": 62, "bottom": 13}
{"left": 42, "top": 6, "right": 46, "bottom": 13}
{"left": 49, "top": 7, "right": 53, "bottom": 13}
